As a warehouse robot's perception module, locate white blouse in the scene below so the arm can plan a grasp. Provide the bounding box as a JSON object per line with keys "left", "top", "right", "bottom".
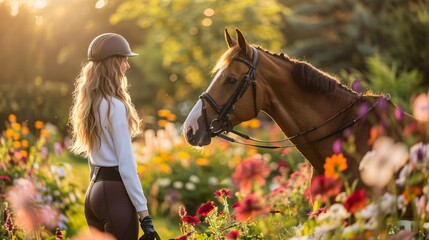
{"left": 89, "top": 97, "right": 148, "bottom": 212}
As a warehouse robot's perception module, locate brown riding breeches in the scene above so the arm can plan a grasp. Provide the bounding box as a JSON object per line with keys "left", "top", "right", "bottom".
{"left": 84, "top": 167, "right": 139, "bottom": 240}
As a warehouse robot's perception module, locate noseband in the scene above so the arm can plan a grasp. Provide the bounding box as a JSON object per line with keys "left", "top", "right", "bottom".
{"left": 199, "top": 47, "right": 259, "bottom": 136}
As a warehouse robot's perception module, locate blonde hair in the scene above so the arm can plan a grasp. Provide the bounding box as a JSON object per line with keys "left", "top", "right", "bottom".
{"left": 68, "top": 56, "right": 141, "bottom": 157}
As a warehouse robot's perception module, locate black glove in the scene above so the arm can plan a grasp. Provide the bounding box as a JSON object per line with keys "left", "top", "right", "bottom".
{"left": 139, "top": 215, "right": 161, "bottom": 240}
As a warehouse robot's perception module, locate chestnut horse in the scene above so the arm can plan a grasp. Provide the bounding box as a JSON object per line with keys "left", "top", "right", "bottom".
{"left": 183, "top": 29, "right": 416, "bottom": 184}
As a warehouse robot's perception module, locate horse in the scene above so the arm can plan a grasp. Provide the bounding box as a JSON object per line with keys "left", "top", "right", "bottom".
{"left": 182, "top": 28, "right": 420, "bottom": 186}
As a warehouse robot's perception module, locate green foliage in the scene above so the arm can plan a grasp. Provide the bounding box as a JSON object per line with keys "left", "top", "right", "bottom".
{"left": 112, "top": 0, "right": 285, "bottom": 113}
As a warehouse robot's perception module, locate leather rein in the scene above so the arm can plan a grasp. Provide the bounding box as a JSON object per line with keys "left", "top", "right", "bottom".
{"left": 199, "top": 46, "right": 388, "bottom": 149}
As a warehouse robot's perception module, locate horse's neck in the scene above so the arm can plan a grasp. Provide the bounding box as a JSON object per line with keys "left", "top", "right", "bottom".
{"left": 258, "top": 58, "right": 361, "bottom": 172}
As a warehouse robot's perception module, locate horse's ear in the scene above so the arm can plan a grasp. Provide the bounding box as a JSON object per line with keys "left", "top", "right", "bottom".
{"left": 236, "top": 29, "right": 249, "bottom": 56}
{"left": 224, "top": 29, "right": 236, "bottom": 48}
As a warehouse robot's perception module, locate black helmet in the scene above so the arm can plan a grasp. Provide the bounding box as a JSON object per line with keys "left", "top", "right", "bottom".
{"left": 88, "top": 33, "right": 138, "bottom": 61}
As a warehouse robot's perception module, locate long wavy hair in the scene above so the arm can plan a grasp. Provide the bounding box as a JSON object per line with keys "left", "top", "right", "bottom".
{"left": 68, "top": 56, "right": 141, "bottom": 157}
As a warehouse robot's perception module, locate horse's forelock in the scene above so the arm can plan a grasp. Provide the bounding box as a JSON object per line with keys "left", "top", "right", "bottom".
{"left": 211, "top": 47, "right": 241, "bottom": 75}
{"left": 292, "top": 60, "right": 338, "bottom": 92}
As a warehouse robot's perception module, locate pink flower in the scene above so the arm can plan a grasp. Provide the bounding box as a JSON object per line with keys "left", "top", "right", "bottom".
{"left": 234, "top": 194, "right": 267, "bottom": 222}
{"left": 197, "top": 201, "right": 215, "bottom": 216}
{"left": 215, "top": 188, "right": 232, "bottom": 199}
{"left": 232, "top": 155, "right": 270, "bottom": 193}
{"left": 307, "top": 175, "right": 343, "bottom": 202}
{"left": 307, "top": 207, "right": 328, "bottom": 218}
{"left": 225, "top": 230, "right": 239, "bottom": 239}
{"left": 344, "top": 189, "right": 368, "bottom": 214}
{"left": 412, "top": 91, "right": 429, "bottom": 121}
{"left": 178, "top": 205, "right": 187, "bottom": 218}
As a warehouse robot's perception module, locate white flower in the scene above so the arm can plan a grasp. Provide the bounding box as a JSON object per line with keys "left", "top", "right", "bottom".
{"left": 189, "top": 175, "right": 200, "bottom": 183}
{"left": 185, "top": 182, "right": 196, "bottom": 191}
{"left": 157, "top": 178, "right": 171, "bottom": 187}
{"left": 356, "top": 203, "right": 378, "bottom": 219}
{"left": 208, "top": 176, "right": 219, "bottom": 186}
{"left": 173, "top": 181, "right": 183, "bottom": 189}
{"left": 410, "top": 142, "right": 429, "bottom": 167}
{"left": 380, "top": 192, "right": 396, "bottom": 214}
{"left": 317, "top": 203, "right": 350, "bottom": 226}
{"left": 359, "top": 137, "right": 408, "bottom": 189}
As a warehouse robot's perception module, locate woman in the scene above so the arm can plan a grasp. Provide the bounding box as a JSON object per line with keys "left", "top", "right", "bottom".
{"left": 69, "top": 33, "right": 160, "bottom": 240}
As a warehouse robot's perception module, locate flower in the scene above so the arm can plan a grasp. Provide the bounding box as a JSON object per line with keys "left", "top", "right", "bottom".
{"left": 215, "top": 188, "right": 232, "bottom": 199}
{"left": 344, "top": 189, "right": 368, "bottom": 214}
{"left": 324, "top": 153, "right": 347, "bottom": 179}
{"left": 232, "top": 155, "right": 270, "bottom": 193}
{"left": 34, "top": 121, "right": 44, "bottom": 129}
{"left": 196, "top": 201, "right": 215, "bottom": 216}
{"left": 308, "top": 207, "right": 328, "bottom": 219}
{"left": 55, "top": 228, "right": 64, "bottom": 240}
{"left": 412, "top": 91, "right": 429, "bottom": 121}
{"left": 178, "top": 205, "right": 187, "bottom": 218}
{"left": 235, "top": 193, "right": 267, "bottom": 222}
{"left": 8, "top": 114, "right": 17, "bottom": 123}
{"left": 307, "top": 175, "right": 343, "bottom": 202}
{"left": 225, "top": 230, "right": 240, "bottom": 239}
{"left": 332, "top": 139, "right": 342, "bottom": 154}
{"left": 359, "top": 137, "right": 408, "bottom": 189}
{"left": 181, "top": 215, "right": 200, "bottom": 225}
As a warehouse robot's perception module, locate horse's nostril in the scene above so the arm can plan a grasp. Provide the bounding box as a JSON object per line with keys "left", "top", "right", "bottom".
{"left": 186, "top": 128, "right": 195, "bottom": 143}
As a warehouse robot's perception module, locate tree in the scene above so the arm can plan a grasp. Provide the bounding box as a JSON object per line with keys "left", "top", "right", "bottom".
{"left": 111, "top": 0, "right": 286, "bottom": 117}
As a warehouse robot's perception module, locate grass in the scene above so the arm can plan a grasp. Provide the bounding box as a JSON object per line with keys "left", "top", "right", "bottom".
{"left": 52, "top": 152, "right": 181, "bottom": 239}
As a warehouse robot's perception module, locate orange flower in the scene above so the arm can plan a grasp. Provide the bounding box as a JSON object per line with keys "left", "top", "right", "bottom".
{"left": 40, "top": 129, "right": 49, "bottom": 138}
{"left": 324, "top": 153, "right": 347, "bottom": 180}
{"left": 13, "top": 141, "right": 21, "bottom": 149}
{"left": 8, "top": 114, "right": 17, "bottom": 123}
{"left": 11, "top": 123, "right": 21, "bottom": 131}
{"left": 368, "top": 125, "right": 384, "bottom": 145}
{"left": 5, "top": 129, "right": 14, "bottom": 138}
{"left": 20, "top": 150, "right": 28, "bottom": 158}
{"left": 21, "top": 140, "right": 29, "bottom": 148}
{"left": 21, "top": 126, "right": 30, "bottom": 136}
{"left": 157, "top": 109, "right": 170, "bottom": 117}
{"left": 166, "top": 113, "right": 176, "bottom": 122}
{"left": 34, "top": 121, "right": 44, "bottom": 129}
{"left": 157, "top": 119, "right": 168, "bottom": 128}
{"left": 196, "top": 158, "right": 209, "bottom": 166}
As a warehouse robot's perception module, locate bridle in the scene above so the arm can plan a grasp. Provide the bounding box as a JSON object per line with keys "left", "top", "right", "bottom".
{"left": 199, "top": 47, "right": 259, "bottom": 136}
{"left": 198, "top": 46, "right": 388, "bottom": 149}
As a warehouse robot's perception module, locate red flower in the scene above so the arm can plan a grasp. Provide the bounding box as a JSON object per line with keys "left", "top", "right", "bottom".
{"left": 181, "top": 215, "right": 200, "bottom": 225}
{"left": 225, "top": 230, "right": 239, "bottom": 239}
{"left": 307, "top": 175, "right": 343, "bottom": 202}
{"left": 232, "top": 155, "right": 270, "bottom": 193}
{"left": 344, "top": 189, "right": 368, "bottom": 214}
{"left": 307, "top": 207, "right": 328, "bottom": 218}
{"left": 231, "top": 202, "right": 240, "bottom": 208}
{"left": 234, "top": 194, "right": 267, "bottom": 222}
{"left": 197, "top": 201, "right": 215, "bottom": 216}
{"left": 215, "top": 188, "right": 232, "bottom": 199}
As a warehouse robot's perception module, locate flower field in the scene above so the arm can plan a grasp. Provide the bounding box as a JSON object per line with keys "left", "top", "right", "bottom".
{"left": 2, "top": 91, "right": 429, "bottom": 239}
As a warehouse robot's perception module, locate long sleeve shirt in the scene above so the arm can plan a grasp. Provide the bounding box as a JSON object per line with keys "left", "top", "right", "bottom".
{"left": 89, "top": 97, "right": 148, "bottom": 212}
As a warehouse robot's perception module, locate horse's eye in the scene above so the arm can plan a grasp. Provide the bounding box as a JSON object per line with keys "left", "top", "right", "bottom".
{"left": 225, "top": 77, "right": 237, "bottom": 85}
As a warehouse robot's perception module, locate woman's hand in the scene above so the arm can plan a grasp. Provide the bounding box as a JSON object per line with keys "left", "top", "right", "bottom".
{"left": 139, "top": 215, "right": 161, "bottom": 240}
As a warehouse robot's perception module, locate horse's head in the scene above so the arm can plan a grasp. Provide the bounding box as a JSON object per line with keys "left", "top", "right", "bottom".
{"left": 183, "top": 29, "right": 263, "bottom": 146}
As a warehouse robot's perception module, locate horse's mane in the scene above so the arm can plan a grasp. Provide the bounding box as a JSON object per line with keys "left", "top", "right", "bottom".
{"left": 212, "top": 45, "right": 343, "bottom": 93}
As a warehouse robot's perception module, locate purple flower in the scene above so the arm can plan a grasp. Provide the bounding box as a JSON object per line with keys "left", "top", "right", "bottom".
{"left": 351, "top": 80, "right": 363, "bottom": 93}
{"left": 394, "top": 107, "right": 404, "bottom": 121}
{"left": 332, "top": 138, "right": 342, "bottom": 154}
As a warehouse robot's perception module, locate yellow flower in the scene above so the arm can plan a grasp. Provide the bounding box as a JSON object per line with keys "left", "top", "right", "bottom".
{"left": 247, "top": 148, "right": 258, "bottom": 157}
{"left": 157, "top": 109, "right": 170, "bottom": 117}
{"left": 8, "top": 114, "right": 17, "bottom": 123}
{"left": 240, "top": 121, "right": 250, "bottom": 128}
{"left": 324, "top": 153, "right": 348, "bottom": 180}
{"left": 196, "top": 158, "right": 209, "bottom": 166}
{"left": 21, "top": 139, "right": 29, "bottom": 148}
{"left": 40, "top": 129, "right": 49, "bottom": 138}
{"left": 13, "top": 141, "right": 21, "bottom": 149}
{"left": 177, "top": 151, "right": 190, "bottom": 160}
{"left": 35, "top": 121, "right": 44, "bottom": 129}
{"left": 159, "top": 163, "right": 172, "bottom": 173}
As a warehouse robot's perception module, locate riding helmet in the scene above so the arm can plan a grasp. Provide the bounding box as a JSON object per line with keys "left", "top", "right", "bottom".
{"left": 87, "top": 33, "right": 138, "bottom": 61}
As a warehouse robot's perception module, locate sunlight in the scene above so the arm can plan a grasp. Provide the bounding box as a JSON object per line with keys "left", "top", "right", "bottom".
{"left": 2, "top": 0, "right": 47, "bottom": 15}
